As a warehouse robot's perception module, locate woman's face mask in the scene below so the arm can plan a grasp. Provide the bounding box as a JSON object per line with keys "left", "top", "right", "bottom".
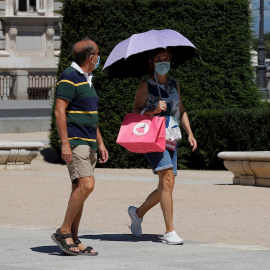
{"left": 154, "top": 61, "right": 170, "bottom": 75}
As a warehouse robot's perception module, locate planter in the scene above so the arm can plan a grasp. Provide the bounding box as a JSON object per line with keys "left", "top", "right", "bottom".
{"left": 218, "top": 151, "right": 270, "bottom": 187}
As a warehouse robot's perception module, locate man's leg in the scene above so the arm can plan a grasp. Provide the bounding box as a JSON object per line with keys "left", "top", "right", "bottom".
{"left": 70, "top": 181, "right": 83, "bottom": 238}
{"left": 60, "top": 176, "right": 95, "bottom": 252}
{"left": 70, "top": 182, "right": 97, "bottom": 254}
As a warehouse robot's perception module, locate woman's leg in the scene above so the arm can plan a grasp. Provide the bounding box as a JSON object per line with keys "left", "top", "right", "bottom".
{"left": 130, "top": 148, "right": 177, "bottom": 237}
{"left": 136, "top": 168, "right": 175, "bottom": 234}
{"left": 136, "top": 188, "right": 161, "bottom": 219}
{"left": 128, "top": 181, "right": 162, "bottom": 237}
{"left": 157, "top": 168, "right": 175, "bottom": 233}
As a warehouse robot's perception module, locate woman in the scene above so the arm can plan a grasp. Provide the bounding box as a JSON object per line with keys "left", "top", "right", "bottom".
{"left": 128, "top": 48, "right": 197, "bottom": 245}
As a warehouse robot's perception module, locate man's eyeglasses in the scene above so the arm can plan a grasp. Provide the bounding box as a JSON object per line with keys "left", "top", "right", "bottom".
{"left": 90, "top": 51, "right": 101, "bottom": 59}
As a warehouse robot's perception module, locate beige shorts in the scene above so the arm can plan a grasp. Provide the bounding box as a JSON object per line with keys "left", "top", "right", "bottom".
{"left": 67, "top": 145, "right": 97, "bottom": 182}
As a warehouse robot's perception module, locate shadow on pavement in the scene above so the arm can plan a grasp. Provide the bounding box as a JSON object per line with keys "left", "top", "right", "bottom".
{"left": 31, "top": 245, "right": 65, "bottom": 256}
{"left": 30, "top": 234, "right": 162, "bottom": 255}
{"left": 79, "top": 233, "right": 162, "bottom": 243}
{"left": 40, "top": 147, "right": 64, "bottom": 164}
{"left": 215, "top": 184, "right": 234, "bottom": 186}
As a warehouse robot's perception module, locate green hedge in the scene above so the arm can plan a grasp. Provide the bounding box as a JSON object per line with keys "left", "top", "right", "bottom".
{"left": 50, "top": 0, "right": 263, "bottom": 169}
{"left": 178, "top": 106, "right": 270, "bottom": 170}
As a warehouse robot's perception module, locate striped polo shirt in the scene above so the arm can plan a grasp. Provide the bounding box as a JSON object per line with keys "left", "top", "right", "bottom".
{"left": 56, "top": 63, "right": 99, "bottom": 150}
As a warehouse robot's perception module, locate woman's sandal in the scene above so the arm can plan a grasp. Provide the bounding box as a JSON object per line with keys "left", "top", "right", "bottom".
{"left": 51, "top": 228, "right": 79, "bottom": 256}
{"left": 74, "top": 238, "right": 98, "bottom": 256}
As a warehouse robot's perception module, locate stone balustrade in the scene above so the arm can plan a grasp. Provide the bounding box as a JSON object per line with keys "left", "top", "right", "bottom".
{"left": 218, "top": 151, "right": 270, "bottom": 187}
{"left": 0, "top": 142, "right": 44, "bottom": 170}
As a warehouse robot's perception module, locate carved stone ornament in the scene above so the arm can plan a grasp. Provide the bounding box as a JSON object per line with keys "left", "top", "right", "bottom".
{"left": 9, "top": 28, "right": 18, "bottom": 50}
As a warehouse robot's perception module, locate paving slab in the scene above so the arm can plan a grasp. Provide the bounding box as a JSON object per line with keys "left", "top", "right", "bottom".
{"left": 0, "top": 101, "right": 52, "bottom": 133}
{"left": 1, "top": 228, "right": 270, "bottom": 270}
{"left": 1, "top": 132, "right": 270, "bottom": 269}
{"left": 0, "top": 100, "right": 52, "bottom": 110}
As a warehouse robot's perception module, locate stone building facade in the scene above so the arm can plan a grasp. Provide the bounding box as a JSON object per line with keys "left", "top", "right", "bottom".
{"left": 0, "top": 0, "right": 61, "bottom": 100}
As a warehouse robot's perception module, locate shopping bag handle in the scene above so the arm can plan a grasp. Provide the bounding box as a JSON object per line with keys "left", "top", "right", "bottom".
{"left": 140, "top": 73, "right": 162, "bottom": 116}
{"left": 140, "top": 108, "right": 147, "bottom": 115}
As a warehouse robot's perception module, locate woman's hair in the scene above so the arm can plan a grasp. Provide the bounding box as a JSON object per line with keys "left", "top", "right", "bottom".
{"left": 72, "top": 38, "right": 96, "bottom": 65}
{"left": 148, "top": 48, "right": 172, "bottom": 75}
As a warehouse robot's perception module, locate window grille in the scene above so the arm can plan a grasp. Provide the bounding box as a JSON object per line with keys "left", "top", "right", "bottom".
{"left": 16, "top": 0, "right": 46, "bottom": 14}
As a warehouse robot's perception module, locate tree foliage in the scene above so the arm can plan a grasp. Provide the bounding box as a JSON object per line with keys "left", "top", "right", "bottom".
{"left": 50, "top": 0, "right": 263, "bottom": 169}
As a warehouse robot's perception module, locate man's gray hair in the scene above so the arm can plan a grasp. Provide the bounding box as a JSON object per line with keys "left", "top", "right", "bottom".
{"left": 73, "top": 38, "right": 96, "bottom": 65}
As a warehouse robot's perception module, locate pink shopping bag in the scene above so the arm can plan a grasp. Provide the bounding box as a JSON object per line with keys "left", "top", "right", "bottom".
{"left": 116, "top": 113, "right": 166, "bottom": 153}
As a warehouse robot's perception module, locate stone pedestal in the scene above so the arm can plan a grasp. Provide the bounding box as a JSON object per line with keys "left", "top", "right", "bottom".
{"left": 218, "top": 151, "right": 270, "bottom": 187}
{"left": 10, "top": 70, "right": 29, "bottom": 100}
{"left": 0, "top": 142, "right": 44, "bottom": 170}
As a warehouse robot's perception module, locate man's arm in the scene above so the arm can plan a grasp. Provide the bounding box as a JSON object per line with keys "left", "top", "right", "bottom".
{"left": 54, "top": 98, "right": 72, "bottom": 163}
{"left": 96, "top": 127, "right": 108, "bottom": 163}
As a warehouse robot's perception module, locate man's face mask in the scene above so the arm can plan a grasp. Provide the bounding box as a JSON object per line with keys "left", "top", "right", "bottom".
{"left": 93, "top": 56, "right": 100, "bottom": 69}
{"left": 90, "top": 55, "right": 100, "bottom": 69}
{"left": 154, "top": 61, "right": 170, "bottom": 75}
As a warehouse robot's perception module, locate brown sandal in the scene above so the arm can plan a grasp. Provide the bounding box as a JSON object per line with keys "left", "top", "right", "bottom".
{"left": 74, "top": 238, "right": 98, "bottom": 256}
{"left": 51, "top": 228, "right": 79, "bottom": 256}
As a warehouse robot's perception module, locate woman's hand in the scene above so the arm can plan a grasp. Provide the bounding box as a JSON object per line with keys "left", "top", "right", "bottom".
{"left": 155, "top": 100, "right": 167, "bottom": 114}
{"left": 188, "top": 135, "right": 197, "bottom": 152}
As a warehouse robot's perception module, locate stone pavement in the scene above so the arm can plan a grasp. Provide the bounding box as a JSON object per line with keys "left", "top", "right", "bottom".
{"left": 0, "top": 132, "right": 270, "bottom": 270}
{"left": 1, "top": 227, "right": 269, "bottom": 270}
{"left": 0, "top": 100, "right": 51, "bottom": 110}
{"left": 0, "top": 100, "right": 51, "bottom": 133}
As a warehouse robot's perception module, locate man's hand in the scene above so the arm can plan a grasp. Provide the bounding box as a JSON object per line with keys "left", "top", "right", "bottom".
{"left": 61, "top": 142, "right": 72, "bottom": 164}
{"left": 98, "top": 144, "right": 109, "bottom": 163}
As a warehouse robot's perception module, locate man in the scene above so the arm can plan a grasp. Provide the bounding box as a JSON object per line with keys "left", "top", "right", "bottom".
{"left": 51, "top": 38, "right": 108, "bottom": 256}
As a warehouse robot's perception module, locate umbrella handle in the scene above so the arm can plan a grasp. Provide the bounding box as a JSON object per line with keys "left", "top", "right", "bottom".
{"left": 154, "top": 72, "right": 162, "bottom": 101}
